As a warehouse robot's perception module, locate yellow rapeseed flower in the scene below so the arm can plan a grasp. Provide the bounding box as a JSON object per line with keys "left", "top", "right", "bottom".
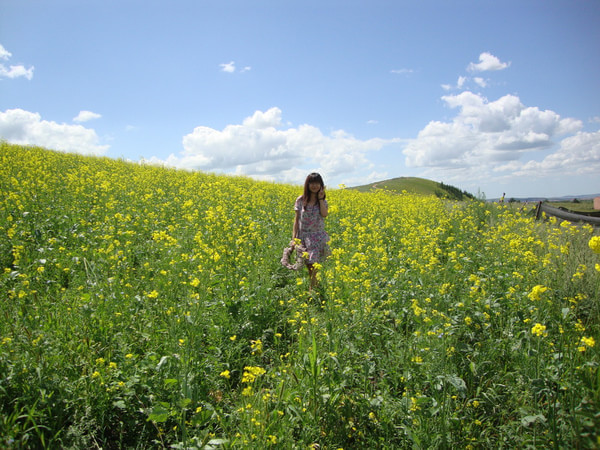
{"left": 588, "top": 236, "right": 600, "bottom": 254}
{"left": 527, "top": 285, "right": 548, "bottom": 301}
{"left": 580, "top": 336, "right": 595, "bottom": 349}
{"left": 531, "top": 323, "right": 547, "bottom": 337}
{"left": 242, "top": 366, "right": 266, "bottom": 383}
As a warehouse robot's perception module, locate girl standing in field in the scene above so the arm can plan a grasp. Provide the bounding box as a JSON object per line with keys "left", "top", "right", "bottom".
{"left": 292, "top": 172, "right": 330, "bottom": 289}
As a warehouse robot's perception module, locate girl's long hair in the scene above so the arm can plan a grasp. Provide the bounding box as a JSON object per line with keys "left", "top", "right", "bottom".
{"left": 302, "top": 172, "right": 325, "bottom": 209}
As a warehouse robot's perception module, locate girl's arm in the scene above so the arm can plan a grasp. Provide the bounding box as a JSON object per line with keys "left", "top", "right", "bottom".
{"left": 292, "top": 210, "right": 300, "bottom": 240}
{"left": 319, "top": 198, "right": 328, "bottom": 218}
{"left": 318, "top": 188, "right": 328, "bottom": 218}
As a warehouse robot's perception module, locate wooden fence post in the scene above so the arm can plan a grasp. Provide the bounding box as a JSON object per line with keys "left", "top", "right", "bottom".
{"left": 535, "top": 201, "right": 542, "bottom": 220}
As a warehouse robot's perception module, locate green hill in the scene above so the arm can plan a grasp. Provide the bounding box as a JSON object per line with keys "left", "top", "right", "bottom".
{"left": 351, "top": 176, "right": 475, "bottom": 200}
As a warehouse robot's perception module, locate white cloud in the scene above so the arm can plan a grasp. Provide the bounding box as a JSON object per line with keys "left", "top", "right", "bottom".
{"left": 0, "top": 44, "right": 34, "bottom": 80}
{"left": 73, "top": 110, "right": 102, "bottom": 123}
{"left": 162, "top": 107, "right": 399, "bottom": 184}
{"left": 391, "top": 68, "right": 414, "bottom": 75}
{"left": 473, "top": 77, "right": 487, "bottom": 88}
{"left": 0, "top": 44, "right": 11, "bottom": 60}
{"left": 0, "top": 108, "right": 109, "bottom": 155}
{"left": 495, "top": 130, "right": 600, "bottom": 177}
{"left": 443, "top": 75, "right": 485, "bottom": 91}
{"left": 220, "top": 61, "right": 236, "bottom": 73}
{"left": 403, "top": 91, "right": 582, "bottom": 171}
{"left": 219, "top": 61, "right": 251, "bottom": 74}
{"left": 0, "top": 65, "right": 34, "bottom": 80}
{"left": 467, "top": 52, "right": 510, "bottom": 72}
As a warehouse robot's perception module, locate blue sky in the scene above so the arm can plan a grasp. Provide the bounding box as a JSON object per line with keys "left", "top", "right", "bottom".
{"left": 1, "top": 0, "right": 599, "bottom": 198}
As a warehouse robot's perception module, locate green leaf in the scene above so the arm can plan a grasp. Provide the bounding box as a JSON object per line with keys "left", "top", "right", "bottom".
{"left": 521, "top": 414, "right": 546, "bottom": 427}
{"left": 177, "top": 398, "right": 192, "bottom": 409}
{"left": 148, "top": 405, "right": 169, "bottom": 423}
{"left": 447, "top": 375, "right": 467, "bottom": 392}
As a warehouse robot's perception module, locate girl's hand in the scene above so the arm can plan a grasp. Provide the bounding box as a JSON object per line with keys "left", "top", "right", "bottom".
{"left": 318, "top": 187, "right": 325, "bottom": 199}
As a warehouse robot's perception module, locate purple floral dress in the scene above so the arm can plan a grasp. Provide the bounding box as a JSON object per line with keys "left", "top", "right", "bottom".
{"left": 295, "top": 196, "right": 331, "bottom": 264}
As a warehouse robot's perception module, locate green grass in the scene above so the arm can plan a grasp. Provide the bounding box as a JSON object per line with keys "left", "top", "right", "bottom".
{"left": 352, "top": 176, "right": 441, "bottom": 194}
{"left": 351, "top": 176, "right": 474, "bottom": 200}
{"left": 1, "top": 143, "right": 599, "bottom": 448}
{"left": 548, "top": 200, "right": 598, "bottom": 214}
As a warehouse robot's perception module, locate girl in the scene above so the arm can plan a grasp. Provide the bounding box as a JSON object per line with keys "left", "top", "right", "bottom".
{"left": 292, "top": 172, "right": 330, "bottom": 289}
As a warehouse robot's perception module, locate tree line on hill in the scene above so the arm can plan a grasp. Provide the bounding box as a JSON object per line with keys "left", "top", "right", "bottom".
{"left": 435, "top": 182, "right": 475, "bottom": 201}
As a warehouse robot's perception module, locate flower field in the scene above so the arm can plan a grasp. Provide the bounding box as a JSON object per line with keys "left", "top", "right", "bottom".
{"left": 1, "top": 142, "right": 599, "bottom": 448}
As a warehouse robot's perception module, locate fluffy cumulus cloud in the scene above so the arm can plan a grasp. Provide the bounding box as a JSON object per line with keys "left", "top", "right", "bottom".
{"left": 0, "top": 44, "right": 34, "bottom": 80}
{"left": 467, "top": 52, "right": 510, "bottom": 72}
{"left": 165, "top": 107, "right": 398, "bottom": 184}
{"left": 416, "top": 52, "right": 599, "bottom": 195}
{"left": 73, "top": 110, "right": 102, "bottom": 123}
{"left": 0, "top": 108, "right": 109, "bottom": 155}
{"left": 495, "top": 130, "right": 600, "bottom": 177}
{"left": 220, "top": 61, "right": 235, "bottom": 73}
{"left": 402, "top": 91, "right": 590, "bottom": 182}
{"left": 0, "top": 45, "right": 10, "bottom": 60}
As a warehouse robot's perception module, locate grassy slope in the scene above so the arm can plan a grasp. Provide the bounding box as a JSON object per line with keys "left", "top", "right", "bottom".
{"left": 352, "top": 177, "right": 443, "bottom": 195}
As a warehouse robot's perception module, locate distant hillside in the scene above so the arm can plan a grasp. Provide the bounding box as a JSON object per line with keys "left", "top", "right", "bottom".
{"left": 489, "top": 193, "right": 600, "bottom": 203}
{"left": 351, "top": 177, "right": 475, "bottom": 201}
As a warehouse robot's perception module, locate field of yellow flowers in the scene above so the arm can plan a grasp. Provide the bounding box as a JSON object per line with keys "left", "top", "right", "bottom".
{"left": 1, "top": 142, "right": 599, "bottom": 448}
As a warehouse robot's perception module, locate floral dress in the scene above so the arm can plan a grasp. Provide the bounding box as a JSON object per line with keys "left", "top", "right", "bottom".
{"left": 295, "top": 196, "right": 331, "bottom": 264}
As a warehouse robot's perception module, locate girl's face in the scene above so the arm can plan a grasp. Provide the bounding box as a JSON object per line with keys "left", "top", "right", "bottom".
{"left": 309, "top": 181, "right": 322, "bottom": 193}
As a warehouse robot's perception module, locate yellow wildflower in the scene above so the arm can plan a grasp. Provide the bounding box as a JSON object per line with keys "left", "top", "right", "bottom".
{"left": 527, "top": 285, "right": 548, "bottom": 301}
{"left": 531, "top": 323, "right": 547, "bottom": 337}
{"left": 242, "top": 386, "right": 253, "bottom": 396}
{"left": 250, "top": 339, "right": 263, "bottom": 355}
{"left": 588, "top": 236, "right": 600, "bottom": 254}
{"left": 242, "top": 366, "right": 266, "bottom": 383}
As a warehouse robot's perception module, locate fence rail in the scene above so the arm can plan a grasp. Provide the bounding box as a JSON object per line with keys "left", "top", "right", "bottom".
{"left": 535, "top": 202, "right": 600, "bottom": 226}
